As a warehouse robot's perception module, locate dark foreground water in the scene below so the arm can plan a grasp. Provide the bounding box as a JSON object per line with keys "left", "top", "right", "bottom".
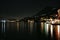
{"left": 1, "top": 32, "right": 50, "bottom": 40}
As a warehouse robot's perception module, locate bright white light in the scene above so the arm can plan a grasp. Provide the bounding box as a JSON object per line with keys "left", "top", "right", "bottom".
{"left": 51, "top": 21, "right": 55, "bottom": 24}
{"left": 50, "top": 25, "right": 53, "bottom": 37}
{"left": 1, "top": 20, "right": 6, "bottom": 32}
{"left": 1, "top": 20, "right": 6, "bottom": 22}
{"left": 45, "top": 23, "right": 49, "bottom": 35}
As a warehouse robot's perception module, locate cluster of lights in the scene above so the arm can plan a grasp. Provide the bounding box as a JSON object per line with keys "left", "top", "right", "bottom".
{"left": 41, "top": 18, "right": 60, "bottom": 40}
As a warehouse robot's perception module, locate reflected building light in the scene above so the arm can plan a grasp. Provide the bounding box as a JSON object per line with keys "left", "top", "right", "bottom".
{"left": 2, "top": 22, "right": 3, "bottom": 32}
{"left": 45, "top": 22, "right": 49, "bottom": 35}
{"left": 55, "top": 25, "right": 60, "bottom": 40}
{"left": 58, "top": 25, "right": 60, "bottom": 40}
{"left": 50, "top": 21, "right": 54, "bottom": 38}
{"left": 4, "top": 22, "right": 5, "bottom": 32}
{"left": 55, "top": 25, "right": 58, "bottom": 40}
{"left": 50, "top": 25, "right": 53, "bottom": 37}
{"left": 41, "top": 22, "right": 44, "bottom": 32}
{"left": 29, "top": 20, "right": 34, "bottom": 33}
{"left": 17, "top": 22, "right": 19, "bottom": 32}
{"left": 1, "top": 20, "right": 6, "bottom": 32}
{"left": 28, "top": 20, "right": 30, "bottom": 32}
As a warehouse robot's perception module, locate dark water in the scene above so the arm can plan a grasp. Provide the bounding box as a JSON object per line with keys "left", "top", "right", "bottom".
{"left": 0, "top": 21, "right": 55, "bottom": 40}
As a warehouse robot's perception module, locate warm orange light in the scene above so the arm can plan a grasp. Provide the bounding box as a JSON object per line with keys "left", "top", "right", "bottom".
{"left": 57, "top": 9, "right": 60, "bottom": 18}
{"left": 41, "top": 22, "right": 44, "bottom": 32}
{"left": 57, "top": 9, "right": 60, "bottom": 14}
{"left": 57, "top": 25, "right": 60, "bottom": 40}
{"left": 54, "top": 25, "right": 60, "bottom": 40}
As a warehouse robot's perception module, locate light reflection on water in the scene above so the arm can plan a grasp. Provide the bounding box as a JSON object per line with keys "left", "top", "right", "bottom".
{"left": 54, "top": 25, "right": 60, "bottom": 40}
{"left": 44, "top": 22, "right": 49, "bottom": 35}
{"left": 16, "top": 22, "right": 20, "bottom": 32}
{"left": 50, "top": 25, "right": 53, "bottom": 38}
{"left": 41, "top": 22, "right": 60, "bottom": 40}
{"left": 0, "top": 20, "right": 35, "bottom": 33}
{"left": 1, "top": 20, "right": 60, "bottom": 40}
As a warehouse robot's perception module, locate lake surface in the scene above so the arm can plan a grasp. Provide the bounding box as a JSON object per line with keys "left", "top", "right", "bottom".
{"left": 0, "top": 20, "right": 59, "bottom": 40}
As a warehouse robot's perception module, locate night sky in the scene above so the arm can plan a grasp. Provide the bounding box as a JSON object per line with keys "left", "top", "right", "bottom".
{"left": 0, "top": 0, "right": 60, "bottom": 19}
